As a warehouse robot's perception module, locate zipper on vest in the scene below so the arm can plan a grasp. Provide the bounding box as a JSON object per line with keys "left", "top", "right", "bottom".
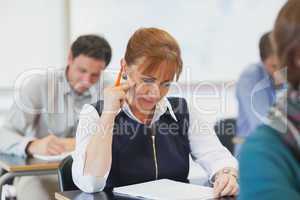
{"left": 151, "top": 135, "right": 158, "bottom": 180}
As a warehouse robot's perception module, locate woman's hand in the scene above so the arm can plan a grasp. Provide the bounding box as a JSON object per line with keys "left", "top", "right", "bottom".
{"left": 102, "top": 83, "right": 131, "bottom": 116}
{"left": 83, "top": 83, "right": 132, "bottom": 177}
{"left": 213, "top": 168, "right": 239, "bottom": 197}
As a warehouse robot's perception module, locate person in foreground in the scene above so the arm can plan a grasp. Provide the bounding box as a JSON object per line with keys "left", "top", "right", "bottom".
{"left": 72, "top": 27, "right": 238, "bottom": 197}
{"left": 239, "top": 0, "right": 300, "bottom": 199}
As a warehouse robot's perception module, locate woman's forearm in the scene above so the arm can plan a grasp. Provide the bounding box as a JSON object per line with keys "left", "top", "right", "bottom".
{"left": 83, "top": 113, "right": 115, "bottom": 177}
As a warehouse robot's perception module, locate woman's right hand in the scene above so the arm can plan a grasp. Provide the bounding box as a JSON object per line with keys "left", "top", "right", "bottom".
{"left": 82, "top": 84, "right": 131, "bottom": 180}
{"left": 102, "top": 83, "right": 131, "bottom": 116}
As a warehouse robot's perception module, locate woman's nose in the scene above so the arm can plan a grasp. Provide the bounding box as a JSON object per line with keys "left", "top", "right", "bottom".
{"left": 147, "top": 84, "right": 160, "bottom": 99}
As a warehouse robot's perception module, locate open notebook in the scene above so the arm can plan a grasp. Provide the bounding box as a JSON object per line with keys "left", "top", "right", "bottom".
{"left": 113, "top": 179, "right": 216, "bottom": 200}
{"left": 33, "top": 152, "right": 73, "bottom": 161}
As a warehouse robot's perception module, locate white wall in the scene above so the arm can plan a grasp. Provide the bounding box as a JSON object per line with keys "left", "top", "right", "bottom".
{"left": 0, "top": 0, "right": 69, "bottom": 88}
{"left": 70, "top": 0, "right": 286, "bottom": 83}
{"left": 0, "top": 0, "right": 69, "bottom": 117}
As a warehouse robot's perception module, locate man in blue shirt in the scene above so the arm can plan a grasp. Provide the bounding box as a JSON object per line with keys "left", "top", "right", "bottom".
{"left": 235, "top": 32, "right": 285, "bottom": 155}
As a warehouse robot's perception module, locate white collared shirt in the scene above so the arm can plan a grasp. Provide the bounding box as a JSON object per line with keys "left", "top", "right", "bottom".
{"left": 0, "top": 67, "right": 105, "bottom": 157}
{"left": 72, "top": 98, "right": 238, "bottom": 193}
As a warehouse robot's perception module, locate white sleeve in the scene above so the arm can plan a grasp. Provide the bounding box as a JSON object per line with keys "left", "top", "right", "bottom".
{"left": 187, "top": 102, "right": 238, "bottom": 180}
{"left": 72, "top": 104, "right": 109, "bottom": 193}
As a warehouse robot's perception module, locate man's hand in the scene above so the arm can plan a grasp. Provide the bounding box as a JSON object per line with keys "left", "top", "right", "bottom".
{"left": 60, "top": 138, "right": 75, "bottom": 152}
{"left": 27, "top": 134, "right": 67, "bottom": 156}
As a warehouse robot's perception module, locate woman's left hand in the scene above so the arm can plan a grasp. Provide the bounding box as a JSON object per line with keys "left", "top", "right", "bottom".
{"left": 213, "top": 169, "right": 239, "bottom": 197}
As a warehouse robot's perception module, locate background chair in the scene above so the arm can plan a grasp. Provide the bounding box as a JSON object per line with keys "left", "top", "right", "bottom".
{"left": 57, "top": 155, "right": 78, "bottom": 192}
{"left": 214, "top": 118, "right": 237, "bottom": 154}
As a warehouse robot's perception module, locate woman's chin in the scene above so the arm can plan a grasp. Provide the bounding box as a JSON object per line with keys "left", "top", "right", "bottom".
{"left": 137, "top": 101, "right": 156, "bottom": 113}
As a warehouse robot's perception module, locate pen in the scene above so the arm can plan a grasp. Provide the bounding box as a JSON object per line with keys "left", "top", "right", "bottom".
{"left": 114, "top": 65, "right": 124, "bottom": 86}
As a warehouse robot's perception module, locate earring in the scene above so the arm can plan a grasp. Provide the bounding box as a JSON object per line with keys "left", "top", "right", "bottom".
{"left": 122, "top": 73, "right": 128, "bottom": 80}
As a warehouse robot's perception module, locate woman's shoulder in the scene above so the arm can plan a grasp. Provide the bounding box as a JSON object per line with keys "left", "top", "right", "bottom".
{"left": 246, "top": 125, "right": 282, "bottom": 143}
{"left": 239, "top": 124, "right": 297, "bottom": 168}
{"left": 238, "top": 126, "right": 300, "bottom": 200}
{"left": 167, "top": 97, "right": 189, "bottom": 114}
{"left": 167, "top": 97, "right": 187, "bottom": 105}
{"left": 90, "top": 100, "right": 104, "bottom": 116}
{"left": 79, "top": 103, "right": 101, "bottom": 120}
{"left": 240, "top": 125, "right": 284, "bottom": 155}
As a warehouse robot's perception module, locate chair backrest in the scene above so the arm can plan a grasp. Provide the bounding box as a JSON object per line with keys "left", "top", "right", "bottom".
{"left": 214, "top": 118, "right": 236, "bottom": 154}
{"left": 57, "top": 155, "right": 78, "bottom": 192}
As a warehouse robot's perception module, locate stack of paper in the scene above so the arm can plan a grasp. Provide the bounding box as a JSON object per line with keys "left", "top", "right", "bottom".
{"left": 33, "top": 151, "right": 73, "bottom": 161}
{"left": 113, "top": 179, "right": 216, "bottom": 200}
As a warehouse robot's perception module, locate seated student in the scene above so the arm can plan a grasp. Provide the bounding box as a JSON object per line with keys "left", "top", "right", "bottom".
{"left": 72, "top": 27, "right": 238, "bottom": 197}
{"left": 235, "top": 31, "right": 285, "bottom": 154}
{"left": 239, "top": 0, "right": 300, "bottom": 199}
{"left": 0, "top": 35, "right": 112, "bottom": 200}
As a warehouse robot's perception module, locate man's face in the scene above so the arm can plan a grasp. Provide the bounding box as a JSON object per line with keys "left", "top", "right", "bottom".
{"left": 264, "top": 55, "right": 285, "bottom": 86}
{"left": 67, "top": 54, "right": 106, "bottom": 94}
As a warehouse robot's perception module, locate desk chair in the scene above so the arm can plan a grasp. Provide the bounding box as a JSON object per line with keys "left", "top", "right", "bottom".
{"left": 214, "top": 118, "right": 236, "bottom": 154}
{"left": 57, "top": 155, "right": 78, "bottom": 192}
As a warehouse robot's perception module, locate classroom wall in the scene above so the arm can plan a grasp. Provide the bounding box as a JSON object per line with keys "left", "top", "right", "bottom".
{"left": 0, "top": 0, "right": 69, "bottom": 88}
{"left": 69, "top": 0, "right": 287, "bottom": 83}
{"left": 0, "top": 0, "right": 70, "bottom": 116}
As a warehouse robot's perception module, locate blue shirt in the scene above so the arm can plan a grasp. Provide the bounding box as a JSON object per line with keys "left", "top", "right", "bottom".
{"left": 236, "top": 62, "right": 279, "bottom": 138}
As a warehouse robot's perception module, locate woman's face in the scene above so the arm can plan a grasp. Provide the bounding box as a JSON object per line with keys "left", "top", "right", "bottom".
{"left": 124, "top": 60, "right": 175, "bottom": 114}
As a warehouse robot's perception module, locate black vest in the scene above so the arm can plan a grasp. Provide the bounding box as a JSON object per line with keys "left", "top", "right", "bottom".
{"left": 93, "top": 97, "right": 190, "bottom": 189}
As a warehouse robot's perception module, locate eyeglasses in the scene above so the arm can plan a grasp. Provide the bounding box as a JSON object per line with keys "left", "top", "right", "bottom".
{"left": 136, "top": 75, "right": 174, "bottom": 89}
{"left": 115, "top": 65, "right": 174, "bottom": 89}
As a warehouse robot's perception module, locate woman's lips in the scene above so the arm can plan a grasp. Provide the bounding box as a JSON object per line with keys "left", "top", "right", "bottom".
{"left": 140, "top": 97, "right": 156, "bottom": 105}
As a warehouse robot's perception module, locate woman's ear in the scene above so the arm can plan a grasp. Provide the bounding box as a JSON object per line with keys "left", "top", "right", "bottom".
{"left": 120, "top": 58, "right": 128, "bottom": 80}
{"left": 120, "top": 58, "right": 136, "bottom": 87}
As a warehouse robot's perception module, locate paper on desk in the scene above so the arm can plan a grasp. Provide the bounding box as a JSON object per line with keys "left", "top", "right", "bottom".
{"left": 33, "top": 151, "right": 73, "bottom": 161}
{"left": 113, "top": 179, "right": 216, "bottom": 200}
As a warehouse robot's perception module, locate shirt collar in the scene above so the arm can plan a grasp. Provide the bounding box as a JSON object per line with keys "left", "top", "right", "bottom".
{"left": 62, "top": 67, "right": 72, "bottom": 95}
{"left": 260, "top": 62, "right": 273, "bottom": 82}
{"left": 121, "top": 97, "right": 178, "bottom": 125}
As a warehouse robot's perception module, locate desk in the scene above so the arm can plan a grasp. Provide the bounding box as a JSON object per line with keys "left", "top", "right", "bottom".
{"left": 55, "top": 190, "right": 237, "bottom": 200}
{"left": 0, "top": 154, "right": 60, "bottom": 196}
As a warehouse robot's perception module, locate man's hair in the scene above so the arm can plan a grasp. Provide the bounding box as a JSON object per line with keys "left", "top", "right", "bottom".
{"left": 71, "top": 34, "right": 112, "bottom": 67}
{"left": 259, "top": 31, "right": 274, "bottom": 62}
